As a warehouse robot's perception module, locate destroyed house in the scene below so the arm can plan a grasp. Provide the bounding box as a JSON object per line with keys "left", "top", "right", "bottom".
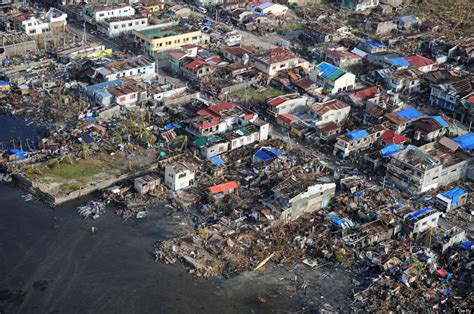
{"left": 93, "top": 55, "right": 156, "bottom": 82}
{"left": 356, "top": 39, "right": 386, "bottom": 54}
{"left": 323, "top": 48, "right": 361, "bottom": 69}
{"left": 312, "top": 99, "right": 351, "bottom": 126}
{"left": 272, "top": 174, "right": 336, "bottom": 223}
{"left": 107, "top": 82, "right": 147, "bottom": 107}
{"left": 252, "top": 47, "right": 308, "bottom": 77}
{"left": 385, "top": 107, "right": 423, "bottom": 133}
{"left": 333, "top": 124, "right": 387, "bottom": 158}
{"left": 386, "top": 141, "right": 472, "bottom": 194}
{"left": 430, "top": 77, "right": 473, "bottom": 112}
{"left": 134, "top": 174, "right": 160, "bottom": 194}
{"left": 385, "top": 70, "right": 421, "bottom": 97}
{"left": 413, "top": 116, "right": 450, "bottom": 142}
{"left": 222, "top": 45, "right": 255, "bottom": 65}
{"left": 83, "top": 79, "right": 124, "bottom": 106}
{"left": 267, "top": 94, "right": 309, "bottom": 117}
{"left": 180, "top": 58, "right": 216, "bottom": 82}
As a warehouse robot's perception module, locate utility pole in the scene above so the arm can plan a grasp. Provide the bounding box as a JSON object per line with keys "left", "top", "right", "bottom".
{"left": 83, "top": 22, "right": 87, "bottom": 44}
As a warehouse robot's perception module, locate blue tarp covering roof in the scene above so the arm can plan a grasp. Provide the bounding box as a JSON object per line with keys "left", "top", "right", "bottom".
{"left": 346, "top": 129, "right": 369, "bottom": 140}
{"left": 317, "top": 62, "right": 338, "bottom": 78}
{"left": 366, "top": 39, "right": 384, "bottom": 48}
{"left": 331, "top": 216, "right": 343, "bottom": 226}
{"left": 390, "top": 57, "right": 410, "bottom": 67}
{"left": 459, "top": 241, "right": 472, "bottom": 250}
{"left": 86, "top": 116, "right": 96, "bottom": 121}
{"left": 409, "top": 207, "right": 433, "bottom": 220}
{"left": 381, "top": 144, "right": 400, "bottom": 156}
{"left": 254, "top": 150, "right": 273, "bottom": 161}
{"left": 8, "top": 149, "right": 25, "bottom": 160}
{"left": 264, "top": 147, "right": 284, "bottom": 156}
{"left": 84, "top": 79, "right": 122, "bottom": 95}
{"left": 210, "top": 156, "right": 224, "bottom": 166}
{"left": 441, "top": 187, "right": 467, "bottom": 207}
{"left": 203, "top": 20, "right": 214, "bottom": 26}
{"left": 396, "top": 107, "right": 422, "bottom": 120}
{"left": 164, "top": 123, "right": 179, "bottom": 130}
{"left": 428, "top": 116, "right": 449, "bottom": 128}
{"left": 453, "top": 132, "right": 474, "bottom": 150}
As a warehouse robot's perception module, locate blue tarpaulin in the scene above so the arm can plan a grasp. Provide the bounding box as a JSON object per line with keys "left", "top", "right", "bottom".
{"left": 254, "top": 150, "right": 273, "bottom": 162}
{"left": 441, "top": 187, "right": 467, "bottom": 207}
{"left": 86, "top": 116, "right": 96, "bottom": 121}
{"left": 346, "top": 129, "right": 369, "bottom": 140}
{"left": 409, "top": 207, "right": 433, "bottom": 220}
{"left": 8, "top": 149, "right": 25, "bottom": 160}
{"left": 203, "top": 20, "right": 214, "bottom": 26}
{"left": 381, "top": 144, "right": 400, "bottom": 156}
{"left": 390, "top": 57, "right": 410, "bottom": 67}
{"left": 164, "top": 123, "right": 179, "bottom": 130}
{"left": 366, "top": 39, "right": 384, "bottom": 49}
{"left": 317, "top": 62, "right": 338, "bottom": 78}
{"left": 459, "top": 241, "right": 472, "bottom": 250}
{"left": 428, "top": 116, "right": 448, "bottom": 128}
{"left": 331, "top": 216, "right": 343, "bottom": 226}
{"left": 397, "top": 108, "right": 422, "bottom": 120}
{"left": 210, "top": 156, "right": 224, "bottom": 166}
{"left": 264, "top": 147, "right": 284, "bottom": 156}
{"left": 453, "top": 132, "right": 474, "bottom": 150}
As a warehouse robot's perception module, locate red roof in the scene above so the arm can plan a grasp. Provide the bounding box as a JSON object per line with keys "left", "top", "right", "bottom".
{"left": 186, "top": 60, "right": 207, "bottom": 71}
{"left": 209, "top": 181, "right": 240, "bottom": 194}
{"left": 380, "top": 130, "right": 409, "bottom": 145}
{"left": 277, "top": 113, "right": 297, "bottom": 125}
{"left": 436, "top": 269, "right": 448, "bottom": 277}
{"left": 268, "top": 96, "right": 286, "bottom": 107}
{"left": 353, "top": 86, "right": 379, "bottom": 101}
{"left": 405, "top": 55, "right": 435, "bottom": 68}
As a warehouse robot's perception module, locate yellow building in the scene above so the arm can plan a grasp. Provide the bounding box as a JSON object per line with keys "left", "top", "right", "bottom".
{"left": 142, "top": 1, "right": 167, "bottom": 14}
{"left": 133, "top": 24, "right": 207, "bottom": 56}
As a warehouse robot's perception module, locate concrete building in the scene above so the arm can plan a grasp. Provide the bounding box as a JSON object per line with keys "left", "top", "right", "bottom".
{"left": 272, "top": 174, "right": 336, "bottom": 223}
{"left": 333, "top": 124, "right": 388, "bottom": 158}
{"left": 98, "top": 15, "right": 148, "bottom": 38}
{"left": 0, "top": 33, "right": 37, "bottom": 58}
{"left": 267, "top": 94, "right": 310, "bottom": 117}
{"left": 222, "top": 45, "right": 254, "bottom": 65}
{"left": 93, "top": 55, "right": 156, "bottom": 82}
{"left": 83, "top": 4, "right": 135, "bottom": 23}
{"left": 133, "top": 24, "right": 206, "bottom": 56}
{"left": 385, "top": 107, "right": 424, "bottom": 133}
{"left": 164, "top": 163, "right": 195, "bottom": 191}
{"left": 252, "top": 47, "right": 310, "bottom": 77}
{"left": 430, "top": 77, "right": 473, "bottom": 113}
{"left": 413, "top": 116, "right": 450, "bottom": 142}
{"left": 341, "top": 0, "right": 379, "bottom": 11}
{"left": 108, "top": 82, "right": 148, "bottom": 108}
{"left": 312, "top": 99, "right": 351, "bottom": 126}
{"left": 310, "top": 62, "right": 356, "bottom": 94}
{"left": 134, "top": 174, "right": 161, "bottom": 194}
{"left": 323, "top": 48, "right": 361, "bottom": 69}
{"left": 365, "top": 16, "right": 397, "bottom": 35}
{"left": 395, "top": 15, "right": 419, "bottom": 30}
{"left": 20, "top": 8, "right": 67, "bottom": 36}
{"left": 386, "top": 140, "right": 472, "bottom": 195}
{"left": 255, "top": 3, "right": 288, "bottom": 17}
{"left": 435, "top": 187, "right": 469, "bottom": 212}
{"left": 402, "top": 207, "right": 441, "bottom": 236}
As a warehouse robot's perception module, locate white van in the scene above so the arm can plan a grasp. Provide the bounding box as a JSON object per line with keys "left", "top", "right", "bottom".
{"left": 197, "top": 6, "right": 207, "bottom": 14}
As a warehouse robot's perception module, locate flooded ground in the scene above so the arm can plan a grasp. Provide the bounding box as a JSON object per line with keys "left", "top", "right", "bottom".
{"left": 0, "top": 182, "right": 357, "bottom": 313}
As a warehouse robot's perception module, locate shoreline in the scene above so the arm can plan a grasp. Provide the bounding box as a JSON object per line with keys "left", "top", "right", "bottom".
{"left": 0, "top": 182, "right": 357, "bottom": 313}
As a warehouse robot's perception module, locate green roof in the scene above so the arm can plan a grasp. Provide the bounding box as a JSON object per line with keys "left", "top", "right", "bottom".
{"left": 194, "top": 135, "right": 222, "bottom": 148}
{"left": 137, "top": 27, "right": 177, "bottom": 39}
{"left": 238, "top": 128, "right": 251, "bottom": 136}
{"left": 326, "top": 68, "right": 346, "bottom": 81}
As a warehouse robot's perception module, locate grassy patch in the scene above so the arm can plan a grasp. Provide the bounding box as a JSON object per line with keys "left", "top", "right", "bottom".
{"left": 286, "top": 23, "right": 303, "bottom": 31}
{"left": 230, "top": 87, "right": 285, "bottom": 105}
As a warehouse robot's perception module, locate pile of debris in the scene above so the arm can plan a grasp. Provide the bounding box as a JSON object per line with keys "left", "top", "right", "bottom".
{"left": 77, "top": 200, "right": 106, "bottom": 220}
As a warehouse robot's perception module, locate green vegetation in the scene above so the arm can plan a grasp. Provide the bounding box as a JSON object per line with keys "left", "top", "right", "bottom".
{"left": 286, "top": 23, "right": 303, "bottom": 31}
{"left": 230, "top": 87, "right": 285, "bottom": 105}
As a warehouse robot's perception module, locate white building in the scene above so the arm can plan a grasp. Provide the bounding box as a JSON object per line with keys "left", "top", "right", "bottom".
{"left": 310, "top": 62, "right": 356, "bottom": 95}
{"left": 267, "top": 94, "right": 310, "bottom": 117}
{"left": 21, "top": 8, "right": 67, "bottom": 36}
{"left": 252, "top": 47, "right": 310, "bottom": 77}
{"left": 98, "top": 16, "right": 148, "bottom": 38}
{"left": 93, "top": 55, "right": 156, "bottom": 82}
{"left": 164, "top": 163, "right": 195, "bottom": 191}
{"left": 312, "top": 99, "right": 351, "bottom": 126}
{"left": 403, "top": 208, "right": 441, "bottom": 236}
{"left": 84, "top": 4, "right": 135, "bottom": 23}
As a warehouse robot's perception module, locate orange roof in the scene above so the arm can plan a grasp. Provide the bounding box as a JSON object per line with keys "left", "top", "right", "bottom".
{"left": 353, "top": 86, "right": 379, "bottom": 101}
{"left": 268, "top": 96, "right": 286, "bottom": 107}
{"left": 405, "top": 55, "right": 435, "bottom": 68}
{"left": 277, "top": 113, "right": 297, "bottom": 125}
{"left": 209, "top": 181, "right": 240, "bottom": 194}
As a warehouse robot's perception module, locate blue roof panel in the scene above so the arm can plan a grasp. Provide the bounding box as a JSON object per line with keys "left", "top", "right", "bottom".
{"left": 366, "top": 39, "right": 384, "bottom": 49}
{"left": 441, "top": 187, "right": 467, "bottom": 207}
{"left": 390, "top": 57, "right": 410, "bottom": 67}
{"left": 453, "top": 132, "right": 474, "bottom": 150}
{"left": 210, "top": 156, "right": 224, "bottom": 166}
{"left": 428, "top": 116, "right": 448, "bottom": 128}
{"left": 254, "top": 150, "right": 273, "bottom": 161}
{"left": 263, "top": 147, "right": 284, "bottom": 156}
{"left": 346, "top": 129, "right": 369, "bottom": 140}
{"left": 397, "top": 107, "right": 422, "bottom": 120}
{"left": 317, "top": 62, "right": 338, "bottom": 79}
{"left": 409, "top": 207, "right": 433, "bottom": 220}
{"left": 381, "top": 144, "right": 400, "bottom": 156}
